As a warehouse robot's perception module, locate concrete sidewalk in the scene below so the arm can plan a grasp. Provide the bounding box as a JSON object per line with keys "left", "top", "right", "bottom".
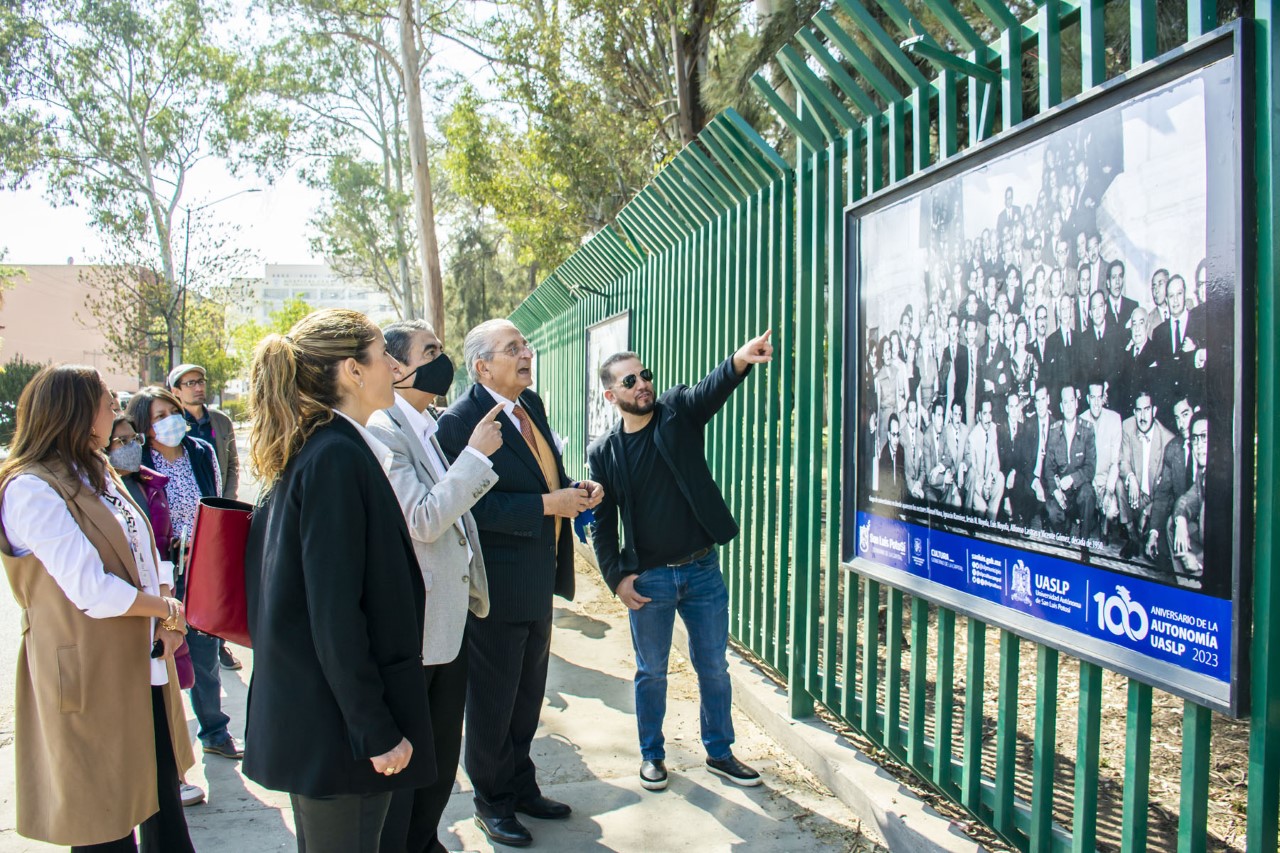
{"left": 0, "top": 560, "right": 885, "bottom": 852}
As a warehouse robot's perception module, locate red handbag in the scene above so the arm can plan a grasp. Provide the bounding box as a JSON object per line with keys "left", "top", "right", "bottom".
{"left": 184, "top": 497, "right": 254, "bottom": 648}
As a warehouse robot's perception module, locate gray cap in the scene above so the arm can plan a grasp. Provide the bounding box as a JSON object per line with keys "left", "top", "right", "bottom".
{"left": 167, "top": 363, "right": 206, "bottom": 389}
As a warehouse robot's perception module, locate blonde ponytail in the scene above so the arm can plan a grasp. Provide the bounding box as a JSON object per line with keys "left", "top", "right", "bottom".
{"left": 247, "top": 309, "right": 379, "bottom": 492}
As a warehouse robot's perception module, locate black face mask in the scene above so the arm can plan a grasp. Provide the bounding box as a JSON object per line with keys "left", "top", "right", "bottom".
{"left": 395, "top": 353, "right": 456, "bottom": 396}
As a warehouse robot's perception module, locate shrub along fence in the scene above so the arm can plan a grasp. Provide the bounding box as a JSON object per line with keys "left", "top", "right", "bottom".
{"left": 508, "top": 2, "right": 1280, "bottom": 850}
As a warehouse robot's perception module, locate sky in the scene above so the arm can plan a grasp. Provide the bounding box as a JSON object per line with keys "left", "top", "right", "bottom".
{"left": 0, "top": 164, "right": 325, "bottom": 268}
{"left": 0, "top": 4, "right": 496, "bottom": 272}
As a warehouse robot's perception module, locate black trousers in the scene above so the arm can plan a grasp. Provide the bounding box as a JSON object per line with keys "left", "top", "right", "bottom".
{"left": 290, "top": 791, "right": 392, "bottom": 853}
{"left": 72, "top": 687, "right": 194, "bottom": 853}
{"left": 380, "top": 644, "right": 470, "bottom": 853}
{"left": 463, "top": 612, "right": 552, "bottom": 819}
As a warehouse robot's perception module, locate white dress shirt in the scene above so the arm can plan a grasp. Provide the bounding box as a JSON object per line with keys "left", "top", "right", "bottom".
{"left": 393, "top": 394, "right": 491, "bottom": 563}
{"left": 2, "top": 474, "right": 173, "bottom": 685}
{"left": 393, "top": 394, "right": 491, "bottom": 477}
{"left": 483, "top": 388, "right": 566, "bottom": 455}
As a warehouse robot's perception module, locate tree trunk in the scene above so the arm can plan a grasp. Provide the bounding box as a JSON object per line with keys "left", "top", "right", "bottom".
{"left": 671, "top": 0, "right": 716, "bottom": 146}
{"left": 399, "top": 0, "right": 445, "bottom": 337}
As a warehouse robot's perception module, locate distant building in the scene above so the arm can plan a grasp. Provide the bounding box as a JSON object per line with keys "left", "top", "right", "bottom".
{"left": 230, "top": 263, "right": 397, "bottom": 326}
{"left": 0, "top": 263, "right": 149, "bottom": 391}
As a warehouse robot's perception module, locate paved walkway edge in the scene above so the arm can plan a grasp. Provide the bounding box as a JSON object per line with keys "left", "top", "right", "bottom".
{"left": 671, "top": 620, "right": 985, "bottom": 853}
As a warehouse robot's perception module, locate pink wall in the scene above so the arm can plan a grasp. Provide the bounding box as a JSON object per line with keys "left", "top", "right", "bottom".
{"left": 0, "top": 265, "right": 143, "bottom": 392}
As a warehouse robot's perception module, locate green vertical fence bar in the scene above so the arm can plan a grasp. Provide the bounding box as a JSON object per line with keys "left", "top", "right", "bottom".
{"left": 1120, "top": 682, "right": 1153, "bottom": 853}
{"left": 961, "top": 617, "right": 986, "bottom": 813}
{"left": 1072, "top": 662, "right": 1102, "bottom": 853}
{"left": 993, "top": 631, "right": 1020, "bottom": 841}
{"left": 908, "top": 596, "right": 929, "bottom": 772}
{"left": 1030, "top": 646, "right": 1058, "bottom": 852}
{"left": 861, "top": 578, "right": 881, "bottom": 738}
{"left": 1178, "top": 701, "right": 1211, "bottom": 853}
{"left": 934, "top": 607, "right": 956, "bottom": 795}
{"left": 822, "top": 133, "right": 845, "bottom": 709}
{"left": 1250, "top": 5, "right": 1280, "bottom": 853}
{"left": 1131, "top": 0, "right": 1157, "bottom": 66}
{"left": 777, "top": 166, "right": 796, "bottom": 681}
{"left": 885, "top": 589, "right": 905, "bottom": 758}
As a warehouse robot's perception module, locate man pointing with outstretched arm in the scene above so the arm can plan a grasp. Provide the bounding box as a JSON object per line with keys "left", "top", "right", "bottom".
{"left": 588, "top": 330, "right": 773, "bottom": 793}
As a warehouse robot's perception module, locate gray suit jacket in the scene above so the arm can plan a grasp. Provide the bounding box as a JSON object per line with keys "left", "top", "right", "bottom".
{"left": 367, "top": 404, "right": 497, "bottom": 666}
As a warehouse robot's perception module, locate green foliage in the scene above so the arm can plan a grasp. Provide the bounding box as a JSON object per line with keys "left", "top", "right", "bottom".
{"left": 182, "top": 297, "right": 241, "bottom": 397}
{"left": 0, "top": 354, "right": 47, "bottom": 446}
{"left": 1, "top": 0, "right": 285, "bottom": 368}
{"left": 230, "top": 297, "right": 315, "bottom": 367}
{"left": 309, "top": 153, "right": 415, "bottom": 318}
{"left": 438, "top": 1, "right": 818, "bottom": 275}
{"left": 219, "top": 397, "right": 248, "bottom": 423}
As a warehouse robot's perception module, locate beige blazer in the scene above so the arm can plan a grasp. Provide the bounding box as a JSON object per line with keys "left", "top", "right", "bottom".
{"left": 367, "top": 405, "right": 496, "bottom": 666}
{"left": 0, "top": 462, "right": 193, "bottom": 846}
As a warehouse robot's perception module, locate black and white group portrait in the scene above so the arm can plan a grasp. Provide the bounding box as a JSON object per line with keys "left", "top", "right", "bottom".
{"left": 851, "top": 58, "right": 1241, "bottom": 600}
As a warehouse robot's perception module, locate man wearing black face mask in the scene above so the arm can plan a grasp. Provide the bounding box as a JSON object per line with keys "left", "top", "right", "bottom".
{"left": 367, "top": 319, "right": 506, "bottom": 853}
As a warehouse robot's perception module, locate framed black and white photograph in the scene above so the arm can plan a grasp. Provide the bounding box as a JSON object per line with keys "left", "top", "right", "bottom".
{"left": 842, "top": 25, "right": 1253, "bottom": 713}
{"left": 585, "top": 311, "right": 631, "bottom": 453}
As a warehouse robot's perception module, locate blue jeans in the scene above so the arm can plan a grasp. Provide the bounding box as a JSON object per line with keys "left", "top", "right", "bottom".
{"left": 186, "top": 628, "right": 230, "bottom": 747}
{"left": 629, "top": 553, "right": 734, "bottom": 762}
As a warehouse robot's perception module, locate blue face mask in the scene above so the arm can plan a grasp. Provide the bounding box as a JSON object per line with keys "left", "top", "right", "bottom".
{"left": 151, "top": 414, "right": 189, "bottom": 448}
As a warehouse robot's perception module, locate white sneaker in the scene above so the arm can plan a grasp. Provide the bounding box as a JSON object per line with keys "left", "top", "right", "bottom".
{"left": 180, "top": 782, "right": 206, "bottom": 807}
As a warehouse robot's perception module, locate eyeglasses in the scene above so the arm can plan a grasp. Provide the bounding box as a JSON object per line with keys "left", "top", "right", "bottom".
{"left": 616, "top": 369, "right": 653, "bottom": 390}
{"left": 1192, "top": 433, "right": 1209, "bottom": 444}
{"left": 178, "top": 378, "right": 206, "bottom": 388}
{"left": 110, "top": 434, "right": 143, "bottom": 448}
{"left": 486, "top": 341, "right": 534, "bottom": 359}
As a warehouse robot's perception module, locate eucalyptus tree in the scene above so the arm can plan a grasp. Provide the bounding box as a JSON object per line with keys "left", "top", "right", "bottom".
{"left": 0, "top": 0, "right": 282, "bottom": 370}
{"left": 269, "top": 0, "right": 449, "bottom": 335}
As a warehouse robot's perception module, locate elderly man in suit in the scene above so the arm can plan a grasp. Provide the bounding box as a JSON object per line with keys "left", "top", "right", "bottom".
{"left": 367, "top": 320, "right": 502, "bottom": 853}
{"left": 964, "top": 399, "right": 1005, "bottom": 520}
{"left": 1116, "top": 390, "right": 1175, "bottom": 560}
{"left": 1044, "top": 386, "right": 1098, "bottom": 539}
{"left": 436, "top": 319, "right": 604, "bottom": 849}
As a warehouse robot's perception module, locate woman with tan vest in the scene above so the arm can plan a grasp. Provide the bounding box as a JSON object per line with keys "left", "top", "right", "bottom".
{"left": 0, "top": 365, "right": 196, "bottom": 851}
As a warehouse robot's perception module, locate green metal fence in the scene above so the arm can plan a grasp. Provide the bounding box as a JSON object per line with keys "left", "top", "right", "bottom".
{"left": 508, "top": 2, "right": 1280, "bottom": 850}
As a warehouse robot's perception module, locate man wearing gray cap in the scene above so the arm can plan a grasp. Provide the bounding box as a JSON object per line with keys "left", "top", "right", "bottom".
{"left": 168, "top": 363, "right": 243, "bottom": 675}
{"left": 168, "top": 363, "right": 240, "bottom": 500}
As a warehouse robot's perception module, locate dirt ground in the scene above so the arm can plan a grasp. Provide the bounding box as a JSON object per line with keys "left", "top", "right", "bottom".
{"left": 764, "top": 587, "right": 1249, "bottom": 853}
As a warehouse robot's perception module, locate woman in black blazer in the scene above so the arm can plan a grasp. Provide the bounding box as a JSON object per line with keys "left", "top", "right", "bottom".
{"left": 244, "top": 308, "right": 433, "bottom": 853}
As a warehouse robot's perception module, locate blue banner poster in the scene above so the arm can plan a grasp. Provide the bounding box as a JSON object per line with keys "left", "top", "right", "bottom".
{"left": 854, "top": 511, "right": 1231, "bottom": 683}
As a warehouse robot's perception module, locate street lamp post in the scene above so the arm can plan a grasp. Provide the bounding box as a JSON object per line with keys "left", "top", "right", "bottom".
{"left": 177, "top": 186, "right": 262, "bottom": 367}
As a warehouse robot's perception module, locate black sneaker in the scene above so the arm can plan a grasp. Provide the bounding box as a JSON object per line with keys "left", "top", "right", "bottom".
{"left": 640, "top": 759, "right": 668, "bottom": 791}
{"left": 706, "top": 754, "right": 762, "bottom": 787}
{"left": 219, "top": 645, "right": 243, "bottom": 671}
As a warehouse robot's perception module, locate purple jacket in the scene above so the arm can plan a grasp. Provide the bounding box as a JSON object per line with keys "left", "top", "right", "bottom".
{"left": 121, "top": 466, "right": 174, "bottom": 560}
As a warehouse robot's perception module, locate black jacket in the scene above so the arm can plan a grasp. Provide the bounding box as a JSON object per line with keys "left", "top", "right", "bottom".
{"left": 147, "top": 435, "right": 220, "bottom": 499}
{"left": 243, "top": 417, "right": 433, "bottom": 797}
{"left": 436, "top": 383, "right": 575, "bottom": 621}
{"left": 587, "top": 357, "right": 749, "bottom": 593}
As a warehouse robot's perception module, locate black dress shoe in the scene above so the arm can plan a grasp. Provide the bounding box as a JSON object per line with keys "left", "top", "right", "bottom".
{"left": 473, "top": 814, "right": 532, "bottom": 848}
{"left": 514, "top": 794, "right": 572, "bottom": 820}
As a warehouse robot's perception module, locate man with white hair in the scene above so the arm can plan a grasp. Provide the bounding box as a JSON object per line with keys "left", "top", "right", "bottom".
{"left": 436, "top": 319, "right": 604, "bottom": 849}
